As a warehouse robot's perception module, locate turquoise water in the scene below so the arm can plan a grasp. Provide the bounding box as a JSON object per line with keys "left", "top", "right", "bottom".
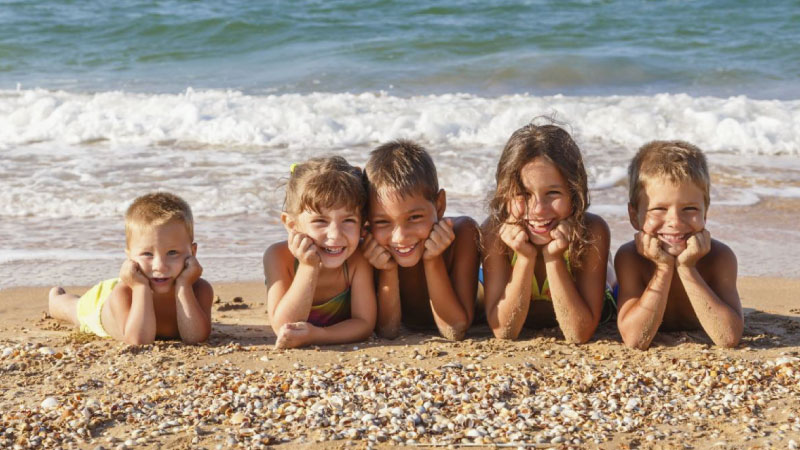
{"left": 1, "top": 0, "right": 798, "bottom": 98}
{"left": 2, "top": 0, "right": 800, "bottom": 286}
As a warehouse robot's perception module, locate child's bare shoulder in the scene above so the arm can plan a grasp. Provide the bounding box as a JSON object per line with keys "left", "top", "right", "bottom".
{"left": 192, "top": 277, "right": 214, "bottom": 299}
{"left": 263, "top": 240, "right": 291, "bottom": 262}
{"left": 615, "top": 240, "right": 646, "bottom": 268}
{"left": 450, "top": 216, "right": 480, "bottom": 240}
{"left": 584, "top": 212, "right": 610, "bottom": 238}
{"left": 700, "top": 238, "right": 737, "bottom": 273}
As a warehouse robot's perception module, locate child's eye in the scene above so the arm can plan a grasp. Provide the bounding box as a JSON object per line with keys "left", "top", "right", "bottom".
{"left": 168, "top": 250, "right": 179, "bottom": 256}
{"left": 547, "top": 190, "right": 562, "bottom": 196}
{"left": 141, "top": 252, "right": 153, "bottom": 257}
{"left": 409, "top": 214, "right": 423, "bottom": 221}
{"left": 684, "top": 206, "right": 698, "bottom": 211}
{"left": 372, "top": 220, "right": 389, "bottom": 227}
{"left": 344, "top": 218, "right": 358, "bottom": 224}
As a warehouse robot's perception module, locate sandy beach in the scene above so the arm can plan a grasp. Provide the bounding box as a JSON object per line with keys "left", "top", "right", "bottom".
{"left": 1, "top": 277, "right": 799, "bottom": 449}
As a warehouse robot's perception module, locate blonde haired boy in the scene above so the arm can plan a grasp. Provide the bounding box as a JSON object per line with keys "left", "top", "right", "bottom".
{"left": 361, "top": 140, "right": 480, "bottom": 341}
{"left": 49, "top": 192, "right": 213, "bottom": 345}
{"left": 615, "top": 141, "right": 743, "bottom": 350}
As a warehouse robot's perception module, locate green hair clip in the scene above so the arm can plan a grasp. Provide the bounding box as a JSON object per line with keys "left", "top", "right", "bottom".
{"left": 290, "top": 163, "right": 297, "bottom": 174}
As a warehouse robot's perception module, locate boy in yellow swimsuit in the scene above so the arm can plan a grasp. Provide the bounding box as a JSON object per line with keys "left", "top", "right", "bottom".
{"left": 615, "top": 141, "right": 743, "bottom": 350}
{"left": 360, "top": 140, "right": 480, "bottom": 341}
{"left": 48, "top": 192, "right": 214, "bottom": 345}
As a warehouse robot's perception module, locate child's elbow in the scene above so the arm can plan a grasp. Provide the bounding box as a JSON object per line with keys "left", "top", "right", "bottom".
{"left": 492, "top": 325, "right": 519, "bottom": 341}
{"left": 377, "top": 324, "right": 400, "bottom": 340}
{"left": 714, "top": 331, "right": 741, "bottom": 349}
{"left": 123, "top": 336, "right": 154, "bottom": 346}
{"left": 439, "top": 323, "right": 468, "bottom": 342}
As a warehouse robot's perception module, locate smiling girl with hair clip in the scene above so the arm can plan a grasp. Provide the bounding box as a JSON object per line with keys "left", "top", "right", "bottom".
{"left": 481, "top": 121, "right": 615, "bottom": 343}
{"left": 263, "top": 157, "right": 376, "bottom": 349}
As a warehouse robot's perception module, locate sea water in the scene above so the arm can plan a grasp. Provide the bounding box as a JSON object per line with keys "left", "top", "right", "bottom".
{"left": 1, "top": 0, "right": 799, "bottom": 286}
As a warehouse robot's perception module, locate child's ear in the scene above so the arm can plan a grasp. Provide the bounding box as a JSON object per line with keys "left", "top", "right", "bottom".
{"left": 191, "top": 242, "right": 198, "bottom": 256}
{"left": 280, "top": 212, "right": 296, "bottom": 233}
{"left": 628, "top": 203, "right": 641, "bottom": 230}
{"left": 435, "top": 189, "right": 446, "bottom": 220}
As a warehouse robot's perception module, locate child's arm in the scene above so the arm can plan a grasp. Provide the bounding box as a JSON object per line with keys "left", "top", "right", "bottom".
{"left": 174, "top": 256, "right": 213, "bottom": 344}
{"left": 483, "top": 220, "right": 536, "bottom": 340}
{"left": 265, "top": 233, "right": 320, "bottom": 333}
{"left": 616, "top": 233, "right": 675, "bottom": 350}
{"left": 422, "top": 218, "right": 478, "bottom": 341}
{"left": 361, "top": 233, "right": 402, "bottom": 338}
{"left": 290, "top": 251, "right": 378, "bottom": 346}
{"left": 676, "top": 232, "right": 743, "bottom": 347}
{"left": 544, "top": 215, "right": 610, "bottom": 344}
{"left": 107, "top": 259, "right": 157, "bottom": 345}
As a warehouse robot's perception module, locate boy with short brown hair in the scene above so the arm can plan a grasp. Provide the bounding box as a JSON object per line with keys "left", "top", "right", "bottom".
{"left": 615, "top": 141, "right": 743, "bottom": 350}
{"left": 361, "top": 140, "right": 479, "bottom": 341}
{"left": 49, "top": 192, "right": 213, "bottom": 345}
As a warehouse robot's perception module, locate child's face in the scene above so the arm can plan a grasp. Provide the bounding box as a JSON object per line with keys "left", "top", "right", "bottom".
{"left": 293, "top": 206, "right": 362, "bottom": 269}
{"left": 630, "top": 176, "right": 707, "bottom": 256}
{"left": 126, "top": 219, "right": 196, "bottom": 294}
{"left": 515, "top": 157, "right": 573, "bottom": 245}
{"left": 368, "top": 190, "right": 443, "bottom": 267}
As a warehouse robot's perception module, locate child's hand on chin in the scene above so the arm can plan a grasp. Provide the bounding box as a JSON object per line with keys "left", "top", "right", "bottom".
{"left": 120, "top": 259, "right": 150, "bottom": 289}
{"left": 176, "top": 256, "right": 203, "bottom": 287}
{"left": 635, "top": 232, "right": 675, "bottom": 268}
{"left": 361, "top": 232, "right": 397, "bottom": 271}
{"left": 423, "top": 218, "right": 455, "bottom": 260}
{"left": 275, "top": 322, "right": 316, "bottom": 349}
{"left": 501, "top": 197, "right": 536, "bottom": 258}
{"left": 677, "top": 230, "right": 711, "bottom": 268}
{"left": 542, "top": 222, "right": 571, "bottom": 260}
{"left": 288, "top": 230, "right": 321, "bottom": 267}
{"left": 499, "top": 221, "right": 536, "bottom": 259}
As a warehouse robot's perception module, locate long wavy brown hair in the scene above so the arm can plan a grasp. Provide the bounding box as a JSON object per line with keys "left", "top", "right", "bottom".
{"left": 487, "top": 123, "right": 591, "bottom": 267}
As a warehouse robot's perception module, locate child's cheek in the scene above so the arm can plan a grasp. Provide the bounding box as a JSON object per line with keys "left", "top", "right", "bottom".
{"left": 644, "top": 215, "right": 660, "bottom": 233}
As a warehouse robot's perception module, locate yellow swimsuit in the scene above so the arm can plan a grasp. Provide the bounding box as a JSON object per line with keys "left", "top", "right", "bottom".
{"left": 510, "top": 252, "right": 570, "bottom": 302}
{"left": 76, "top": 278, "right": 118, "bottom": 337}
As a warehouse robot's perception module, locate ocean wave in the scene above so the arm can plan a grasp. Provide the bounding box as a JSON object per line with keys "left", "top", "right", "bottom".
{"left": 1, "top": 88, "right": 799, "bottom": 156}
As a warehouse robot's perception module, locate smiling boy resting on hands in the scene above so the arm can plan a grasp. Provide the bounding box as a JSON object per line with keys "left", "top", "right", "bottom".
{"left": 49, "top": 192, "right": 213, "bottom": 345}
{"left": 361, "top": 140, "right": 480, "bottom": 341}
{"left": 615, "top": 141, "right": 743, "bottom": 350}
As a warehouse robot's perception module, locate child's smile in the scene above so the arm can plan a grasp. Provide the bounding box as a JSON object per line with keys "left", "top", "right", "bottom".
{"left": 368, "top": 190, "right": 442, "bottom": 267}
{"left": 517, "top": 158, "right": 572, "bottom": 246}
{"left": 293, "top": 206, "right": 361, "bottom": 269}
{"left": 633, "top": 176, "right": 707, "bottom": 256}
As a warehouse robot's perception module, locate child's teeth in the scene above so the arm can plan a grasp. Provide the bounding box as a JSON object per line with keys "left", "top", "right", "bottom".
{"left": 324, "top": 247, "right": 344, "bottom": 254}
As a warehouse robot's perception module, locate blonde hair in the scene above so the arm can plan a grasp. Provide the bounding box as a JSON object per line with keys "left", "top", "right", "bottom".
{"left": 628, "top": 140, "right": 710, "bottom": 209}
{"left": 125, "top": 192, "right": 194, "bottom": 246}
{"left": 487, "top": 123, "right": 591, "bottom": 267}
{"left": 284, "top": 156, "right": 366, "bottom": 219}
{"left": 365, "top": 140, "right": 439, "bottom": 202}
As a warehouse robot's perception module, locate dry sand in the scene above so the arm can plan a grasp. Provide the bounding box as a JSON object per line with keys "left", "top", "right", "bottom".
{"left": 1, "top": 277, "right": 799, "bottom": 449}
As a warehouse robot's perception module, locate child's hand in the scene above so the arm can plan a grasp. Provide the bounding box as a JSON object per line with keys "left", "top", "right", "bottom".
{"left": 423, "top": 218, "right": 455, "bottom": 261}
{"left": 275, "top": 321, "right": 317, "bottom": 349}
{"left": 677, "top": 230, "right": 711, "bottom": 268}
{"left": 288, "top": 230, "right": 321, "bottom": 267}
{"left": 499, "top": 222, "right": 536, "bottom": 259}
{"left": 119, "top": 259, "right": 150, "bottom": 289}
{"left": 500, "top": 196, "right": 536, "bottom": 258}
{"left": 176, "top": 255, "right": 203, "bottom": 287}
{"left": 361, "top": 233, "right": 397, "bottom": 271}
{"left": 542, "top": 222, "right": 571, "bottom": 260}
{"left": 635, "top": 232, "right": 675, "bottom": 268}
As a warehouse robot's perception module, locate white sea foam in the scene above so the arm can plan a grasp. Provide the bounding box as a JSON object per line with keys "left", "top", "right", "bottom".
{"left": 2, "top": 89, "right": 799, "bottom": 155}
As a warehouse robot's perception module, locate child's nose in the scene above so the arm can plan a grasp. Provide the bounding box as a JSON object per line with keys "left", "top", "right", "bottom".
{"left": 528, "top": 196, "right": 547, "bottom": 215}
{"left": 391, "top": 225, "right": 409, "bottom": 243}
{"left": 152, "top": 256, "right": 168, "bottom": 273}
